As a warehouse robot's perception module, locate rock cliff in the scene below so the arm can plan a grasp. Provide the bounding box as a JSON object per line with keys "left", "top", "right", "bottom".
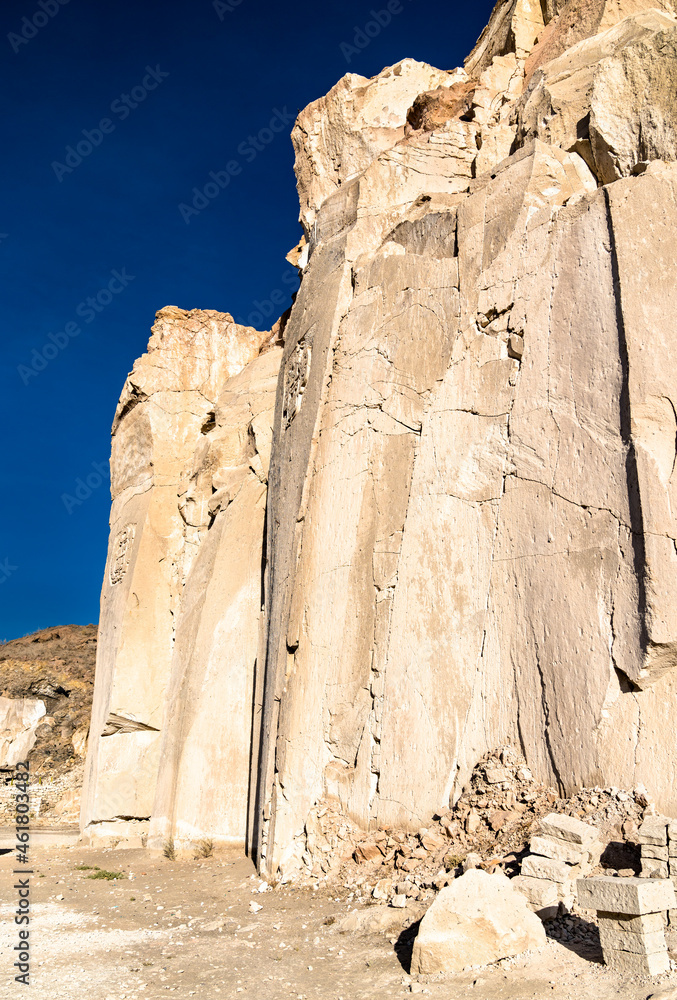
{"left": 83, "top": 0, "right": 677, "bottom": 876}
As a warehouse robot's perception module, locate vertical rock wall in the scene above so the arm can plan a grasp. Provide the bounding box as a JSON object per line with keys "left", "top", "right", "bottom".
{"left": 81, "top": 308, "right": 272, "bottom": 841}
{"left": 253, "top": 3, "right": 677, "bottom": 875}
{"left": 149, "top": 348, "right": 282, "bottom": 849}
{"left": 85, "top": 0, "right": 677, "bottom": 872}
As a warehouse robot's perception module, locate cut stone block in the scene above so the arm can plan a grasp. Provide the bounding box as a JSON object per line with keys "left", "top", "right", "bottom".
{"left": 530, "top": 835, "right": 588, "bottom": 865}
{"left": 642, "top": 845, "right": 669, "bottom": 861}
{"left": 538, "top": 813, "right": 598, "bottom": 847}
{"left": 598, "top": 911, "right": 666, "bottom": 935}
{"left": 576, "top": 877, "right": 676, "bottom": 915}
{"left": 641, "top": 859, "right": 670, "bottom": 879}
{"left": 637, "top": 817, "right": 669, "bottom": 847}
{"left": 522, "top": 855, "right": 579, "bottom": 883}
{"left": 602, "top": 948, "right": 670, "bottom": 976}
{"left": 511, "top": 875, "right": 558, "bottom": 907}
{"left": 598, "top": 923, "right": 667, "bottom": 957}
{"left": 668, "top": 821, "right": 677, "bottom": 844}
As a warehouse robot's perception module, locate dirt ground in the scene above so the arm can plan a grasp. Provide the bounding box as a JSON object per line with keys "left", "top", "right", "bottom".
{"left": 2, "top": 844, "right": 677, "bottom": 1000}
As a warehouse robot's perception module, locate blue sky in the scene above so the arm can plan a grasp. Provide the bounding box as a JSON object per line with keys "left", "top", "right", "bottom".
{"left": 0, "top": 0, "right": 495, "bottom": 640}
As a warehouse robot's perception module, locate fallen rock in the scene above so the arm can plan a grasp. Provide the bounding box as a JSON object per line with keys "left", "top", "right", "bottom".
{"left": 410, "top": 869, "right": 546, "bottom": 975}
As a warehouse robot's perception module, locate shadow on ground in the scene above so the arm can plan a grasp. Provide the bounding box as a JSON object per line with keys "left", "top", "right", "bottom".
{"left": 546, "top": 915, "right": 604, "bottom": 963}
{"left": 395, "top": 918, "right": 422, "bottom": 973}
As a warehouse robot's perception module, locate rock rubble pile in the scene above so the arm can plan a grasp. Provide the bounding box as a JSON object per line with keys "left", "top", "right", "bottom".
{"left": 289, "top": 747, "right": 650, "bottom": 912}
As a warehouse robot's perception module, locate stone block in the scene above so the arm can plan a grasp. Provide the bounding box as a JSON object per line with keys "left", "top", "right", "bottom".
{"left": 643, "top": 845, "right": 669, "bottom": 862}
{"left": 638, "top": 816, "right": 669, "bottom": 847}
{"left": 598, "top": 923, "right": 667, "bottom": 956}
{"left": 642, "top": 859, "right": 670, "bottom": 879}
{"left": 598, "top": 911, "right": 665, "bottom": 935}
{"left": 485, "top": 767, "right": 511, "bottom": 784}
{"left": 511, "top": 875, "right": 558, "bottom": 907}
{"left": 522, "top": 855, "right": 579, "bottom": 883}
{"left": 576, "top": 876, "right": 676, "bottom": 915}
{"left": 538, "top": 813, "right": 598, "bottom": 847}
{"left": 668, "top": 821, "right": 677, "bottom": 844}
{"left": 530, "top": 835, "right": 587, "bottom": 865}
{"left": 602, "top": 948, "right": 670, "bottom": 977}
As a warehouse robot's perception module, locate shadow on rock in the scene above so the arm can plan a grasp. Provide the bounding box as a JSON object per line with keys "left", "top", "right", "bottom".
{"left": 600, "top": 840, "right": 641, "bottom": 874}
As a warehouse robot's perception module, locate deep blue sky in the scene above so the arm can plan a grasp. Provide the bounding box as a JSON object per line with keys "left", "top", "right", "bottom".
{"left": 0, "top": 0, "right": 494, "bottom": 640}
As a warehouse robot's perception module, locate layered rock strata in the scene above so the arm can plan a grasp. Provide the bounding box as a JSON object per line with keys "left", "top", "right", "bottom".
{"left": 85, "top": 0, "right": 677, "bottom": 872}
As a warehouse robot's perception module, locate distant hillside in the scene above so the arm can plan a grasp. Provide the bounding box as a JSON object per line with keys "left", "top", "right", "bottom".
{"left": 0, "top": 624, "right": 96, "bottom": 780}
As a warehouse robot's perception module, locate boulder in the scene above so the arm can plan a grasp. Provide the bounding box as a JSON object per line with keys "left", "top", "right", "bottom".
{"left": 410, "top": 870, "right": 546, "bottom": 975}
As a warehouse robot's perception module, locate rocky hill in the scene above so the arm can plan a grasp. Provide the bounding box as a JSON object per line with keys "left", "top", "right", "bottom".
{"left": 80, "top": 0, "right": 677, "bottom": 882}
{"left": 0, "top": 624, "right": 96, "bottom": 823}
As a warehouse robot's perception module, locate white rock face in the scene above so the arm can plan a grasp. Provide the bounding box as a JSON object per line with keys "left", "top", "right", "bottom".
{"left": 292, "top": 59, "right": 460, "bottom": 233}
{"left": 254, "top": 4, "right": 677, "bottom": 873}
{"left": 81, "top": 308, "right": 272, "bottom": 836}
{"left": 0, "top": 697, "right": 45, "bottom": 766}
{"left": 85, "top": 0, "right": 677, "bottom": 876}
{"left": 410, "top": 869, "right": 546, "bottom": 975}
{"left": 149, "top": 348, "right": 282, "bottom": 850}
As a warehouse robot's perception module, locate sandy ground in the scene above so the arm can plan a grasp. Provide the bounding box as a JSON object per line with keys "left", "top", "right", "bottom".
{"left": 1, "top": 843, "right": 676, "bottom": 1000}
